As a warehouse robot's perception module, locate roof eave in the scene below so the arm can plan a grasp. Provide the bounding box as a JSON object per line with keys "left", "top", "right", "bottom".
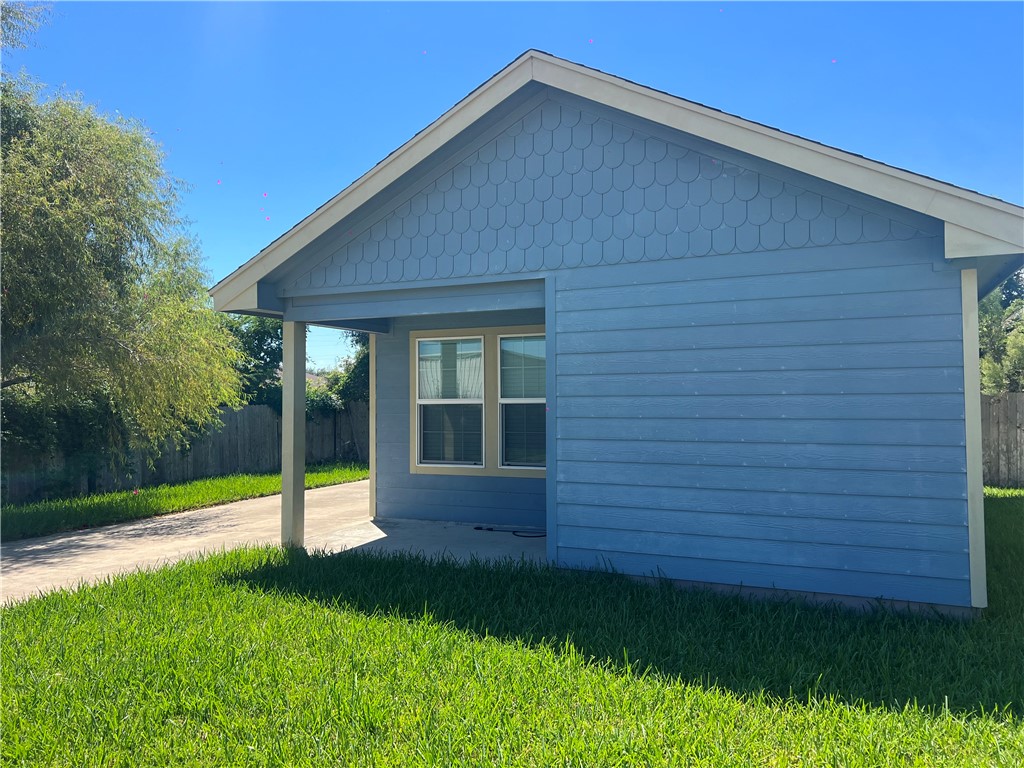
{"left": 209, "top": 49, "right": 1024, "bottom": 312}
{"left": 528, "top": 53, "right": 1024, "bottom": 256}
{"left": 209, "top": 51, "right": 538, "bottom": 310}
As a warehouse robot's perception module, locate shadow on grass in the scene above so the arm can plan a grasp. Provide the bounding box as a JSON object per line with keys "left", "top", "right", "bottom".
{"left": 230, "top": 502, "right": 1023, "bottom": 718}
{"left": 0, "top": 495, "right": 172, "bottom": 542}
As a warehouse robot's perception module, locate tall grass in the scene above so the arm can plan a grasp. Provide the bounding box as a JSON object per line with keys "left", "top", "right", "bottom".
{"left": 1, "top": 462, "right": 369, "bottom": 541}
{"left": 1, "top": 493, "right": 1020, "bottom": 766}
{"left": 985, "top": 486, "right": 1024, "bottom": 498}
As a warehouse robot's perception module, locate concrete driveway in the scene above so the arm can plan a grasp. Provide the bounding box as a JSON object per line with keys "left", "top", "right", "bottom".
{"left": 0, "top": 480, "right": 545, "bottom": 604}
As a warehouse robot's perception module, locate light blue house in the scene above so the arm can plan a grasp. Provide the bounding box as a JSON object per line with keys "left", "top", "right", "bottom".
{"left": 211, "top": 51, "right": 1024, "bottom": 611}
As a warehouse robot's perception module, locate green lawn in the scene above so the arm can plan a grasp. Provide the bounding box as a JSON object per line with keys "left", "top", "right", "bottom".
{"left": 0, "top": 462, "right": 369, "bottom": 541}
{"left": 1, "top": 492, "right": 1022, "bottom": 766}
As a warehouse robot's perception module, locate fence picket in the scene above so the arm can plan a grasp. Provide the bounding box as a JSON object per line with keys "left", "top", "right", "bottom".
{"left": 2, "top": 403, "right": 370, "bottom": 504}
{"left": 980, "top": 393, "right": 1024, "bottom": 488}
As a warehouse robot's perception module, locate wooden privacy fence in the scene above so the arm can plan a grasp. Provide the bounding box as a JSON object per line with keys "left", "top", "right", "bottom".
{"left": 2, "top": 403, "right": 370, "bottom": 505}
{"left": 981, "top": 393, "right": 1024, "bottom": 488}
{"left": 5, "top": 395, "right": 1023, "bottom": 503}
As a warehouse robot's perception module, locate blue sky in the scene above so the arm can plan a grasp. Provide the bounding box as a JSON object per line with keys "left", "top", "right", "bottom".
{"left": 7, "top": 1, "right": 1023, "bottom": 368}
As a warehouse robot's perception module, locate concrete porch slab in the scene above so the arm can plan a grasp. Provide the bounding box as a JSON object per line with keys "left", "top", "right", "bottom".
{"left": 323, "top": 518, "right": 546, "bottom": 564}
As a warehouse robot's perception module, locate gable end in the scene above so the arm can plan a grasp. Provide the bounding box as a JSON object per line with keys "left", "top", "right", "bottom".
{"left": 283, "top": 98, "right": 939, "bottom": 295}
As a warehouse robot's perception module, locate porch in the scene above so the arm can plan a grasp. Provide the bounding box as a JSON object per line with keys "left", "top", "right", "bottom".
{"left": 277, "top": 294, "right": 551, "bottom": 554}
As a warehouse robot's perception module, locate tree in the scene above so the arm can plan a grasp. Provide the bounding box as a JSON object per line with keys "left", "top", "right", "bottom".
{"left": 224, "top": 315, "right": 283, "bottom": 406}
{"left": 1000, "top": 268, "right": 1024, "bottom": 307}
{"left": 1, "top": 72, "right": 244, "bottom": 460}
{"left": 0, "top": 2, "right": 48, "bottom": 50}
{"left": 329, "top": 332, "right": 370, "bottom": 404}
{"left": 979, "top": 283, "right": 1024, "bottom": 394}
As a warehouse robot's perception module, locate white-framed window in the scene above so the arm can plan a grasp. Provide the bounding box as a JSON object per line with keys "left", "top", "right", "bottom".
{"left": 416, "top": 336, "right": 484, "bottom": 466}
{"left": 410, "top": 326, "right": 546, "bottom": 476}
{"left": 498, "top": 334, "right": 546, "bottom": 468}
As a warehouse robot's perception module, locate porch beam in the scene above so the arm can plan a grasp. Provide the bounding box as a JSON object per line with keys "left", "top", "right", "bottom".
{"left": 308, "top": 318, "right": 393, "bottom": 335}
{"left": 281, "top": 320, "right": 306, "bottom": 548}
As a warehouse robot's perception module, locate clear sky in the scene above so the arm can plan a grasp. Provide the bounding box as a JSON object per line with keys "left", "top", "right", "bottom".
{"left": 7, "top": 1, "right": 1023, "bottom": 368}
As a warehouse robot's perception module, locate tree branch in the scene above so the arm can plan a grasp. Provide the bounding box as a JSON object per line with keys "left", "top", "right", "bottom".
{"left": 1, "top": 375, "right": 33, "bottom": 389}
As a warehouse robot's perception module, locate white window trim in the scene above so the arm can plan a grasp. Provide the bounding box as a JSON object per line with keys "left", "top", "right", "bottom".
{"left": 415, "top": 335, "right": 485, "bottom": 468}
{"left": 497, "top": 333, "right": 547, "bottom": 470}
{"left": 409, "top": 325, "right": 546, "bottom": 478}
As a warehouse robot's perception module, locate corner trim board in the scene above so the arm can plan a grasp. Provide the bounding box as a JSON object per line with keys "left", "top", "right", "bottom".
{"left": 960, "top": 269, "right": 987, "bottom": 608}
{"left": 545, "top": 276, "right": 558, "bottom": 564}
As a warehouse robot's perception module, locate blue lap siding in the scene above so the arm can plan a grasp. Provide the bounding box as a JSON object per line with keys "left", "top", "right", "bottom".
{"left": 285, "top": 91, "right": 972, "bottom": 607}
{"left": 552, "top": 237, "right": 970, "bottom": 607}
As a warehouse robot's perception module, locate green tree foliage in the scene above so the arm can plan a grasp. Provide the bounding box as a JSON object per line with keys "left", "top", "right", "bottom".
{"left": 223, "top": 315, "right": 283, "bottom": 406}
{"left": 222, "top": 317, "right": 365, "bottom": 413}
{"left": 306, "top": 329, "right": 369, "bottom": 411}
{"left": 0, "top": 2, "right": 48, "bottom": 50}
{"left": 223, "top": 316, "right": 330, "bottom": 412}
{"left": 979, "top": 279, "right": 1024, "bottom": 394}
{"left": 305, "top": 380, "right": 343, "bottom": 413}
{"left": 334, "top": 331, "right": 370, "bottom": 403}
{"left": 1000, "top": 268, "right": 1024, "bottom": 307}
{"left": 0, "top": 73, "right": 244, "bottom": 461}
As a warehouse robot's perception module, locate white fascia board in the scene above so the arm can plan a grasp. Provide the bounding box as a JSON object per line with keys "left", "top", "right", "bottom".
{"left": 209, "top": 53, "right": 537, "bottom": 311}
{"left": 214, "top": 283, "right": 262, "bottom": 313}
{"left": 212, "top": 282, "right": 285, "bottom": 315}
{"left": 945, "top": 222, "right": 1024, "bottom": 260}
{"left": 529, "top": 53, "right": 1024, "bottom": 258}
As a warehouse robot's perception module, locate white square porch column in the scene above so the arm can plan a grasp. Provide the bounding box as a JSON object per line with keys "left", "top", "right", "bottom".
{"left": 281, "top": 320, "right": 306, "bottom": 547}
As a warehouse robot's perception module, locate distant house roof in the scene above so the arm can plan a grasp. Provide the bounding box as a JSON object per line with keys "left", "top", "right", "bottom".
{"left": 211, "top": 49, "right": 1023, "bottom": 312}
{"left": 273, "top": 368, "right": 328, "bottom": 388}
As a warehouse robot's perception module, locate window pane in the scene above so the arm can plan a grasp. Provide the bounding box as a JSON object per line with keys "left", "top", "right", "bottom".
{"left": 420, "top": 404, "right": 483, "bottom": 464}
{"left": 418, "top": 339, "right": 482, "bottom": 399}
{"left": 502, "top": 403, "right": 546, "bottom": 467}
{"left": 500, "top": 336, "right": 545, "bottom": 399}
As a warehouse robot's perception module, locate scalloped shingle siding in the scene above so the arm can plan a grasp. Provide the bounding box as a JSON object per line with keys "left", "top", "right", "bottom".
{"left": 292, "top": 100, "right": 925, "bottom": 292}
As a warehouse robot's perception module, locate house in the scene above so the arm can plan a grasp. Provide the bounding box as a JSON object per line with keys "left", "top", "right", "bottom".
{"left": 211, "top": 51, "right": 1024, "bottom": 611}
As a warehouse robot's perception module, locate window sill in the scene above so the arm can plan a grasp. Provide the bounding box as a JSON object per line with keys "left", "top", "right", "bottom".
{"left": 410, "top": 462, "right": 546, "bottom": 479}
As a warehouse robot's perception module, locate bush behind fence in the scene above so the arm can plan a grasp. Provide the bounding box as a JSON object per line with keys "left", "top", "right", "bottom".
{"left": 2, "top": 403, "right": 370, "bottom": 504}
